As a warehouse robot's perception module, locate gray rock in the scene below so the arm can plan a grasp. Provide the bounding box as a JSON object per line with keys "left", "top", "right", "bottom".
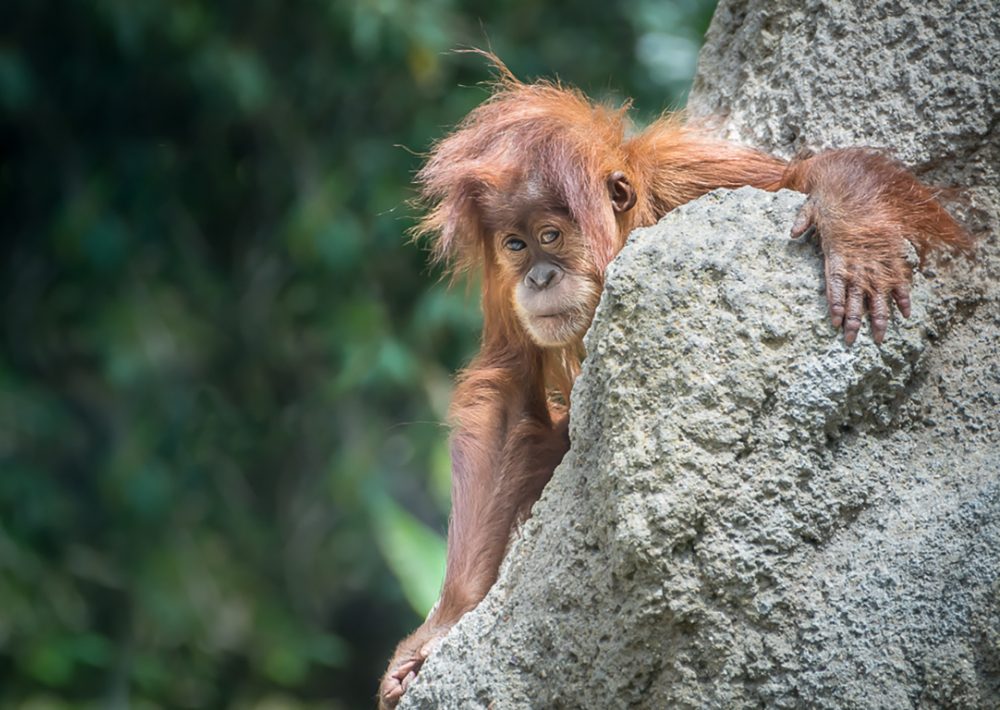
{"left": 402, "top": 1, "right": 1000, "bottom": 707}
{"left": 688, "top": 0, "right": 1000, "bottom": 188}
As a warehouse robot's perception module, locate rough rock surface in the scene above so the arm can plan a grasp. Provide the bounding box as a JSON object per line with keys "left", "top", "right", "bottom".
{"left": 688, "top": 0, "right": 1000, "bottom": 189}
{"left": 401, "top": 1, "right": 1000, "bottom": 707}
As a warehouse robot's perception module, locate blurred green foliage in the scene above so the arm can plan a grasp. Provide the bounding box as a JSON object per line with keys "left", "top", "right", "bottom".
{"left": 0, "top": 0, "right": 714, "bottom": 707}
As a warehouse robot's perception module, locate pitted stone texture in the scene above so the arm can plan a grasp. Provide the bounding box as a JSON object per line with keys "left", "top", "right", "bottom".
{"left": 402, "top": 188, "right": 1000, "bottom": 709}
{"left": 688, "top": 0, "right": 1000, "bottom": 188}
{"left": 401, "top": 1, "right": 1000, "bottom": 707}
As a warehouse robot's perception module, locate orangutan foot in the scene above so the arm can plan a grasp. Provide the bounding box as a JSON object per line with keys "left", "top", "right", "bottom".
{"left": 378, "top": 626, "right": 447, "bottom": 708}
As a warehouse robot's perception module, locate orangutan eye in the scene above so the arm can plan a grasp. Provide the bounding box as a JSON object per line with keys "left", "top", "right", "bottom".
{"left": 539, "top": 229, "right": 560, "bottom": 245}
{"left": 504, "top": 237, "right": 527, "bottom": 252}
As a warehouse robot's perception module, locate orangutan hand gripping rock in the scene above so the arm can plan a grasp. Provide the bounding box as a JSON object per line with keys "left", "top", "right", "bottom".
{"left": 378, "top": 55, "right": 970, "bottom": 708}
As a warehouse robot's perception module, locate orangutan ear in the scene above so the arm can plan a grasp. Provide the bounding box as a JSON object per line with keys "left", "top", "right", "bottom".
{"left": 608, "top": 171, "right": 636, "bottom": 213}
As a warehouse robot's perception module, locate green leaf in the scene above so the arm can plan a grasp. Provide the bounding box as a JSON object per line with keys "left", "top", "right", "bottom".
{"left": 369, "top": 494, "right": 446, "bottom": 616}
{"left": 23, "top": 639, "right": 74, "bottom": 686}
{"left": 263, "top": 646, "right": 308, "bottom": 686}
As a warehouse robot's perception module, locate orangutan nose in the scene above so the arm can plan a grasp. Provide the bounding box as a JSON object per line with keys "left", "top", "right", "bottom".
{"left": 525, "top": 262, "right": 563, "bottom": 291}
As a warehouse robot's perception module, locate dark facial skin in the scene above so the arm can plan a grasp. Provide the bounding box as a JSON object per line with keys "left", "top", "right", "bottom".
{"left": 481, "top": 172, "right": 639, "bottom": 349}
{"left": 493, "top": 207, "right": 602, "bottom": 348}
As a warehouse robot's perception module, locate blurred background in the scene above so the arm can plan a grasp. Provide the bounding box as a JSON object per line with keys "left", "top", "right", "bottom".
{"left": 0, "top": 1, "right": 715, "bottom": 707}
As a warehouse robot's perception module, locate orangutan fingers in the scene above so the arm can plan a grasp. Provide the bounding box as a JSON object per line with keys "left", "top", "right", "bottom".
{"left": 869, "top": 290, "right": 891, "bottom": 345}
{"left": 825, "top": 263, "right": 848, "bottom": 329}
{"left": 891, "top": 285, "right": 912, "bottom": 319}
{"left": 843, "top": 284, "right": 865, "bottom": 346}
{"left": 828, "top": 286, "right": 847, "bottom": 329}
{"left": 790, "top": 199, "right": 819, "bottom": 241}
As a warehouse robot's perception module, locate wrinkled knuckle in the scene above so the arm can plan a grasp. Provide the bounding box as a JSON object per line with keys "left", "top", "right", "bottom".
{"left": 826, "top": 253, "right": 850, "bottom": 271}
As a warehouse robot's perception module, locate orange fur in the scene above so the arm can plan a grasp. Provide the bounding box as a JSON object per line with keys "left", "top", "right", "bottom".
{"left": 381, "top": 57, "right": 971, "bottom": 708}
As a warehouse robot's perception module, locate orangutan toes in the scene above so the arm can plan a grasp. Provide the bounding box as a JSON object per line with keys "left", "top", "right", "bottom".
{"left": 379, "top": 628, "right": 445, "bottom": 709}
{"left": 378, "top": 56, "right": 973, "bottom": 706}
{"left": 380, "top": 656, "right": 424, "bottom": 708}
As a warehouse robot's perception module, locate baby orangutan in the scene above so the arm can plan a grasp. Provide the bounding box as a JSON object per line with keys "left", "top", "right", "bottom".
{"left": 379, "top": 58, "right": 970, "bottom": 707}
